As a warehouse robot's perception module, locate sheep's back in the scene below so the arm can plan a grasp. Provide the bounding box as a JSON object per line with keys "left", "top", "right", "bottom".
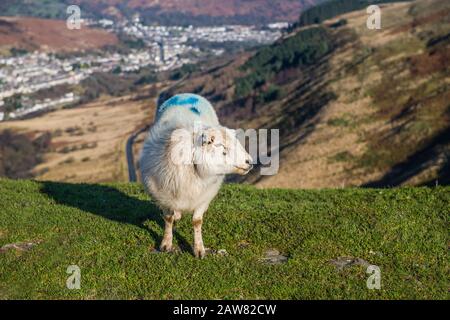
{"left": 155, "top": 93, "right": 219, "bottom": 127}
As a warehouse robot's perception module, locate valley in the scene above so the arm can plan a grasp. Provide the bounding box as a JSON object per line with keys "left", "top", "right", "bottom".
{"left": 0, "top": 84, "right": 161, "bottom": 183}
{"left": 0, "top": 0, "right": 448, "bottom": 188}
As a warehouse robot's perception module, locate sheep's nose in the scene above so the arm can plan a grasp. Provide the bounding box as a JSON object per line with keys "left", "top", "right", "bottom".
{"left": 245, "top": 159, "right": 251, "bottom": 165}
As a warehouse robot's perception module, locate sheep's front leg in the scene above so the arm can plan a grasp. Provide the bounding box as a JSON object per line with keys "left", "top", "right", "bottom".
{"left": 192, "top": 206, "right": 208, "bottom": 259}
{"left": 160, "top": 212, "right": 177, "bottom": 252}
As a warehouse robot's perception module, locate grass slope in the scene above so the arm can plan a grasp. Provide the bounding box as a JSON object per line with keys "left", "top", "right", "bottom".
{"left": 0, "top": 179, "right": 448, "bottom": 299}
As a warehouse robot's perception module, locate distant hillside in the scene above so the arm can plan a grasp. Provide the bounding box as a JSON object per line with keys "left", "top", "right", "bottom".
{"left": 1, "top": 0, "right": 326, "bottom": 26}
{"left": 297, "top": 0, "right": 413, "bottom": 26}
{"left": 166, "top": 0, "right": 450, "bottom": 188}
{"left": 0, "top": 17, "right": 118, "bottom": 53}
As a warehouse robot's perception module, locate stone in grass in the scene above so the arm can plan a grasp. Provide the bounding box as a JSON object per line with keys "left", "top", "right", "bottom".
{"left": 217, "top": 249, "right": 229, "bottom": 256}
{"left": 259, "top": 249, "right": 289, "bottom": 265}
{"left": 237, "top": 240, "right": 251, "bottom": 249}
{"left": 329, "top": 256, "right": 371, "bottom": 271}
{"left": 206, "top": 248, "right": 229, "bottom": 257}
{"left": 0, "top": 240, "right": 42, "bottom": 253}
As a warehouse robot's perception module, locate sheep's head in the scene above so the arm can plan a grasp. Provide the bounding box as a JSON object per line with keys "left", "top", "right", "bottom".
{"left": 169, "top": 125, "right": 253, "bottom": 176}
{"left": 193, "top": 126, "right": 253, "bottom": 177}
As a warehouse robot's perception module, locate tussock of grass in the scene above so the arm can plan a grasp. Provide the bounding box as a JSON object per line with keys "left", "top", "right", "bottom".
{"left": 329, "top": 151, "right": 354, "bottom": 163}
{"left": 0, "top": 179, "right": 448, "bottom": 299}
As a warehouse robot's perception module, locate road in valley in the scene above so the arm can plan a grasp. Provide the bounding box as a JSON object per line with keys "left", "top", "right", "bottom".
{"left": 126, "top": 126, "right": 149, "bottom": 182}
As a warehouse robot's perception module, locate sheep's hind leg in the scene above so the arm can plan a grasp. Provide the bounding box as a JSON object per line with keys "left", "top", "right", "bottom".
{"left": 160, "top": 212, "right": 177, "bottom": 252}
{"left": 192, "top": 207, "right": 207, "bottom": 259}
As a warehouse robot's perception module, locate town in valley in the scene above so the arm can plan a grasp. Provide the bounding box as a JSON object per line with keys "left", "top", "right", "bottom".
{"left": 0, "top": 16, "right": 288, "bottom": 121}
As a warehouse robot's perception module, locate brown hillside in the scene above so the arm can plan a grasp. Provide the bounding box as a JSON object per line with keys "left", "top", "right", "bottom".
{"left": 72, "top": 0, "right": 321, "bottom": 23}
{"left": 128, "top": 0, "right": 317, "bottom": 20}
{"left": 0, "top": 17, "right": 118, "bottom": 52}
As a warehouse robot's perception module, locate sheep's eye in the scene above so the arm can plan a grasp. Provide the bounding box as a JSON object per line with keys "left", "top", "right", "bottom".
{"left": 214, "top": 143, "right": 227, "bottom": 155}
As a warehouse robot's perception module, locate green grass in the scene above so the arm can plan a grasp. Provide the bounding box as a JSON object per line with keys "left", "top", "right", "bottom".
{"left": 329, "top": 151, "right": 354, "bottom": 163}
{"left": 0, "top": 179, "right": 448, "bottom": 300}
{"left": 327, "top": 117, "right": 352, "bottom": 128}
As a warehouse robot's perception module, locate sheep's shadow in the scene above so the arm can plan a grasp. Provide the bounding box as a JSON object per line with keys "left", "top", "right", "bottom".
{"left": 40, "top": 181, "right": 192, "bottom": 253}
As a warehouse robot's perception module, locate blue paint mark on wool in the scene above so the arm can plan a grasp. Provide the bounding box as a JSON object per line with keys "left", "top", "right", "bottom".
{"left": 190, "top": 106, "right": 201, "bottom": 115}
{"left": 158, "top": 94, "right": 210, "bottom": 119}
{"left": 166, "top": 95, "right": 199, "bottom": 107}
{"left": 155, "top": 93, "right": 219, "bottom": 125}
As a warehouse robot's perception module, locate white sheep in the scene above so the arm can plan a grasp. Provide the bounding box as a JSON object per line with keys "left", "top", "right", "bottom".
{"left": 140, "top": 93, "right": 253, "bottom": 258}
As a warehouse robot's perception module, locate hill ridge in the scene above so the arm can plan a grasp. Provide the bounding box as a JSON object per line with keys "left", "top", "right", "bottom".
{"left": 1, "top": 0, "right": 326, "bottom": 26}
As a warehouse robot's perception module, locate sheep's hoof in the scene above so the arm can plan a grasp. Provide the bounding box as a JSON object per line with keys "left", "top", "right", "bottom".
{"left": 194, "top": 246, "right": 206, "bottom": 259}
{"left": 159, "top": 242, "right": 173, "bottom": 253}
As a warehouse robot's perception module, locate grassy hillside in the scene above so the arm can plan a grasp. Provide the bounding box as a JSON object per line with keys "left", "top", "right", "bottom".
{"left": 0, "top": 179, "right": 448, "bottom": 299}
{"left": 169, "top": 0, "right": 450, "bottom": 189}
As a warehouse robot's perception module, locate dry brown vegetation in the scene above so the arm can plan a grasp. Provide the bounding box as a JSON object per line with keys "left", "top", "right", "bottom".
{"left": 73, "top": 0, "right": 319, "bottom": 22}
{"left": 0, "top": 85, "right": 161, "bottom": 183}
{"left": 0, "top": 130, "right": 51, "bottom": 179}
{"left": 0, "top": 17, "right": 118, "bottom": 53}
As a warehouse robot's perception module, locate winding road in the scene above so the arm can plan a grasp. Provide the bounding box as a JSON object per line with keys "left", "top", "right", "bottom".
{"left": 125, "top": 126, "right": 149, "bottom": 182}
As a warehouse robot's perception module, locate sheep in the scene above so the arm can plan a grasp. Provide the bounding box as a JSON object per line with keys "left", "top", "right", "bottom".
{"left": 140, "top": 93, "right": 253, "bottom": 258}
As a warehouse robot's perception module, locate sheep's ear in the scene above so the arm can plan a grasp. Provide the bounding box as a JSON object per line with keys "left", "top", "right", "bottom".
{"left": 201, "top": 132, "right": 215, "bottom": 146}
